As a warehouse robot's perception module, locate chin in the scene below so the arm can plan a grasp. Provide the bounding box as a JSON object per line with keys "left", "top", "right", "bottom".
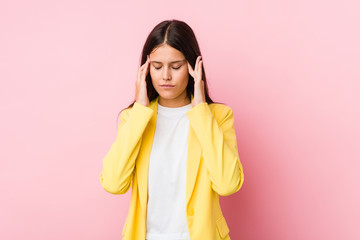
{"left": 158, "top": 93, "right": 177, "bottom": 100}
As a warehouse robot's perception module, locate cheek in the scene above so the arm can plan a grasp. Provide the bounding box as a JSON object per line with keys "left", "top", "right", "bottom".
{"left": 149, "top": 69, "right": 159, "bottom": 82}
{"left": 177, "top": 70, "right": 189, "bottom": 84}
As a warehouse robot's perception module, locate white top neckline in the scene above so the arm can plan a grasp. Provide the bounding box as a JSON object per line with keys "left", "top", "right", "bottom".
{"left": 157, "top": 102, "right": 191, "bottom": 116}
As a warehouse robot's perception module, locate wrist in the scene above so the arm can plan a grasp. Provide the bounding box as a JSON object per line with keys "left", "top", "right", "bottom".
{"left": 135, "top": 99, "right": 149, "bottom": 107}
{"left": 191, "top": 100, "right": 206, "bottom": 107}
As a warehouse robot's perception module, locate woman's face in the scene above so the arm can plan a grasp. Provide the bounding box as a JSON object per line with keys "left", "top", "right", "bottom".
{"left": 149, "top": 44, "right": 190, "bottom": 107}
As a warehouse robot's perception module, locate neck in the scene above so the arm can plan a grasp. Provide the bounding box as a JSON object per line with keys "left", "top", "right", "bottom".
{"left": 158, "top": 96, "right": 191, "bottom": 108}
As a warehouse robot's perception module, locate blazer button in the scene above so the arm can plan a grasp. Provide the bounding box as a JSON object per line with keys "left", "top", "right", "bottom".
{"left": 187, "top": 207, "right": 194, "bottom": 216}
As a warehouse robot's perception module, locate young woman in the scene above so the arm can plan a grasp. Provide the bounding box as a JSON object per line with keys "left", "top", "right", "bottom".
{"left": 100, "top": 19, "right": 245, "bottom": 240}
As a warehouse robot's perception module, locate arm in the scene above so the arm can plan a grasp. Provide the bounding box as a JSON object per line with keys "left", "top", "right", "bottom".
{"left": 186, "top": 103, "right": 244, "bottom": 196}
{"left": 99, "top": 102, "right": 154, "bottom": 194}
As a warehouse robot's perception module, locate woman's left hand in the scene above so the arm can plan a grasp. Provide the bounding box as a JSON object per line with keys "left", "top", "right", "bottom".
{"left": 187, "top": 56, "right": 206, "bottom": 107}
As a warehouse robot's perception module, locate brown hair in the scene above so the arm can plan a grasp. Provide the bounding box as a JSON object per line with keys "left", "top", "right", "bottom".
{"left": 116, "top": 19, "right": 221, "bottom": 126}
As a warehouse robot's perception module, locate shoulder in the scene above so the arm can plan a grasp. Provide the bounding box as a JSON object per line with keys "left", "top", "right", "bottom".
{"left": 208, "top": 102, "right": 234, "bottom": 116}
{"left": 118, "top": 101, "right": 153, "bottom": 122}
{"left": 208, "top": 103, "right": 235, "bottom": 124}
{"left": 118, "top": 105, "right": 133, "bottom": 122}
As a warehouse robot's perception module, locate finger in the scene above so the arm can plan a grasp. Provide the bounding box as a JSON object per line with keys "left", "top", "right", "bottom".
{"left": 187, "top": 61, "right": 194, "bottom": 77}
{"left": 195, "top": 60, "right": 203, "bottom": 82}
{"left": 194, "top": 57, "right": 198, "bottom": 73}
{"left": 142, "top": 55, "right": 150, "bottom": 66}
{"left": 194, "top": 58, "right": 201, "bottom": 81}
{"left": 145, "top": 58, "right": 150, "bottom": 75}
{"left": 142, "top": 63, "right": 149, "bottom": 79}
{"left": 139, "top": 63, "right": 148, "bottom": 81}
{"left": 139, "top": 62, "right": 147, "bottom": 71}
{"left": 139, "top": 63, "right": 146, "bottom": 77}
{"left": 187, "top": 61, "right": 193, "bottom": 72}
{"left": 142, "top": 56, "right": 151, "bottom": 70}
{"left": 198, "top": 60, "right": 202, "bottom": 80}
{"left": 195, "top": 56, "right": 201, "bottom": 73}
{"left": 145, "top": 55, "right": 150, "bottom": 65}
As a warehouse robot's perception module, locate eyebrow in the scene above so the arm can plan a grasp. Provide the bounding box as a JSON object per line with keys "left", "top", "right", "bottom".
{"left": 150, "top": 59, "right": 186, "bottom": 64}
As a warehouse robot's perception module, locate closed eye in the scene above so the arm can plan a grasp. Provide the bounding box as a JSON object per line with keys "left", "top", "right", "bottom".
{"left": 153, "top": 66, "right": 182, "bottom": 70}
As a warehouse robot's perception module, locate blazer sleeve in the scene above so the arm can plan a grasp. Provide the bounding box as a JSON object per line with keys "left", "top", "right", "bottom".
{"left": 186, "top": 102, "right": 244, "bottom": 196}
{"left": 99, "top": 102, "right": 154, "bottom": 194}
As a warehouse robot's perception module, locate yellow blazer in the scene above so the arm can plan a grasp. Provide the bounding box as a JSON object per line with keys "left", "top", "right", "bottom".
{"left": 100, "top": 94, "right": 244, "bottom": 239}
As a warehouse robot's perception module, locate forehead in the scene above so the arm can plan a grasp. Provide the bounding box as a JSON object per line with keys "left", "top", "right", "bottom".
{"left": 149, "top": 44, "right": 185, "bottom": 63}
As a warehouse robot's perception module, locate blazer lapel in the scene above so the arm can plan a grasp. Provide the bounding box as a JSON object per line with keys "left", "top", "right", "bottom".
{"left": 136, "top": 97, "right": 158, "bottom": 213}
{"left": 136, "top": 94, "right": 202, "bottom": 212}
{"left": 185, "top": 109, "right": 202, "bottom": 206}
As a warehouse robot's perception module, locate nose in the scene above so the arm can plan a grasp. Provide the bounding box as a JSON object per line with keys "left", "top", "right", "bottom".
{"left": 162, "top": 67, "right": 171, "bottom": 80}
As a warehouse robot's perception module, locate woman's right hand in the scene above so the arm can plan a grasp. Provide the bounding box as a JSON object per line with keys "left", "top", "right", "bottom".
{"left": 135, "top": 55, "right": 151, "bottom": 107}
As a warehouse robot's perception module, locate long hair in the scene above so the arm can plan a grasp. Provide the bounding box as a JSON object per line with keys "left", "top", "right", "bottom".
{"left": 116, "top": 19, "right": 220, "bottom": 126}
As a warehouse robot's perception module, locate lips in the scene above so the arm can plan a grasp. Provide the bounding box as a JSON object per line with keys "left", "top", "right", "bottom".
{"left": 160, "top": 84, "right": 175, "bottom": 87}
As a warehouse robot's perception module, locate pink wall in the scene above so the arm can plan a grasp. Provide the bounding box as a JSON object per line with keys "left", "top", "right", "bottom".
{"left": 1, "top": 0, "right": 359, "bottom": 239}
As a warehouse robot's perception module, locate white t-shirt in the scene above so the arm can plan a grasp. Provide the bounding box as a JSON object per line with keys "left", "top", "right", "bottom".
{"left": 146, "top": 101, "right": 192, "bottom": 240}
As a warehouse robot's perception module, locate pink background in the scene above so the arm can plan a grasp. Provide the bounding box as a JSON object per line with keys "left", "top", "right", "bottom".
{"left": 1, "top": 0, "right": 359, "bottom": 239}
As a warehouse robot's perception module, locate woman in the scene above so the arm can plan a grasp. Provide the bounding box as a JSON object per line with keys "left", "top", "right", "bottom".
{"left": 100, "top": 19, "right": 244, "bottom": 240}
